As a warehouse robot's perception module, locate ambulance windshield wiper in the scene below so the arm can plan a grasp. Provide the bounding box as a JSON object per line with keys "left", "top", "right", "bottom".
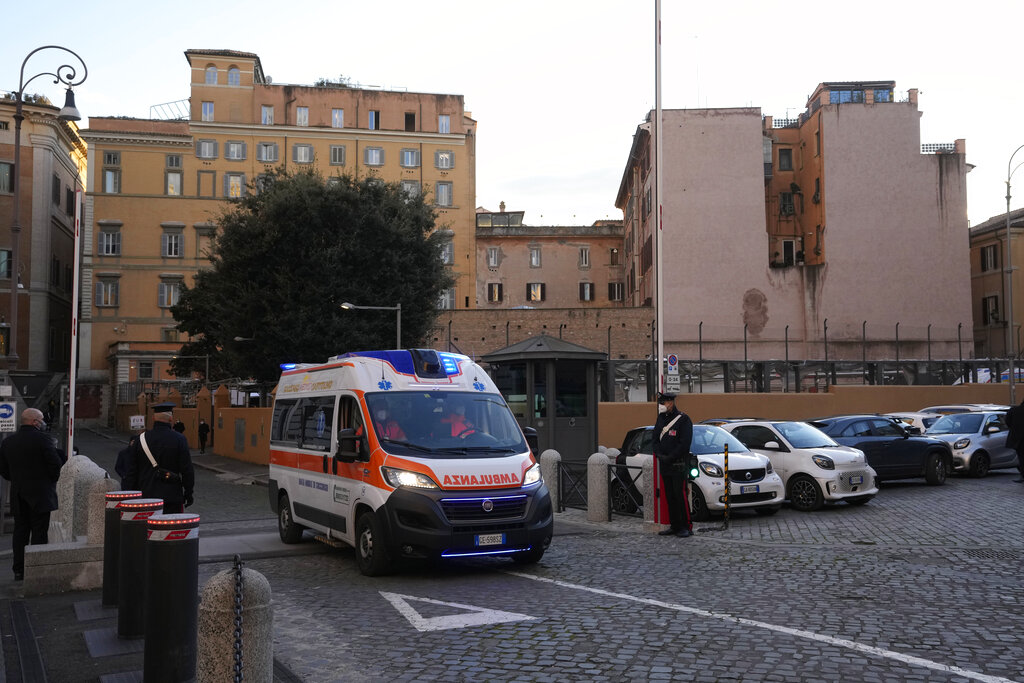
{"left": 436, "top": 446, "right": 519, "bottom": 454}
{"left": 380, "top": 438, "right": 435, "bottom": 453}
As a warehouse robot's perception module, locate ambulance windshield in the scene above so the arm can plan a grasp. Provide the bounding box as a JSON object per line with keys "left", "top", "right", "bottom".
{"left": 364, "top": 391, "right": 528, "bottom": 457}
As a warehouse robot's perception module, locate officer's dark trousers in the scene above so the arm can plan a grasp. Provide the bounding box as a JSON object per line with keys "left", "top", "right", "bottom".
{"left": 12, "top": 495, "right": 51, "bottom": 575}
{"left": 662, "top": 469, "right": 692, "bottom": 531}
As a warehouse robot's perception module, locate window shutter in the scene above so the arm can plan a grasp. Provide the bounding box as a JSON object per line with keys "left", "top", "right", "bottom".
{"left": 195, "top": 141, "right": 201, "bottom": 158}
{"left": 271, "top": 143, "right": 278, "bottom": 161}
{"left": 161, "top": 233, "right": 168, "bottom": 256}
{"left": 223, "top": 175, "right": 230, "bottom": 197}
{"left": 293, "top": 145, "right": 299, "bottom": 163}
{"left": 526, "top": 284, "right": 531, "bottom": 301}
{"left": 497, "top": 284, "right": 503, "bottom": 302}
{"left": 541, "top": 284, "right": 546, "bottom": 301}
{"left": 95, "top": 282, "right": 102, "bottom": 302}
{"left": 240, "top": 174, "right": 247, "bottom": 197}
{"left": 449, "top": 152, "right": 455, "bottom": 169}
{"left": 608, "top": 283, "right": 615, "bottom": 300}
{"left": 240, "top": 142, "right": 247, "bottom": 160}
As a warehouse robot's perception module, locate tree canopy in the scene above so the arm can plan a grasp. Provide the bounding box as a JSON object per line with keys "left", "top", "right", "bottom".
{"left": 171, "top": 169, "right": 454, "bottom": 381}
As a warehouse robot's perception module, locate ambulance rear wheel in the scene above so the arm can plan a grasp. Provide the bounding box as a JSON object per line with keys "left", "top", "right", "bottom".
{"left": 355, "top": 511, "right": 392, "bottom": 576}
{"left": 278, "top": 493, "right": 305, "bottom": 544}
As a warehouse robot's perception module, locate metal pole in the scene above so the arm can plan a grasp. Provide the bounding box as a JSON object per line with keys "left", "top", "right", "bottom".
{"left": 784, "top": 324, "right": 790, "bottom": 393}
{"left": 862, "top": 321, "right": 867, "bottom": 385}
{"left": 958, "top": 322, "right": 963, "bottom": 382}
{"left": 505, "top": 320, "right": 509, "bottom": 346}
{"left": 66, "top": 188, "right": 83, "bottom": 459}
{"left": 743, "top": 324, "right": 748, "bottom": 392}
{"left": 654, "top": 0, "right": 664, "bottom": 395}
{"left": 449, "top": 319, "right": 453, "bottom": 352}
{"left": 823, "top": 318, "right": 829, "bottom": 386}
{"left": 896, "top": 322, "right": 901, "bottom": 368}
{"left": 698, "top": 321, "right": 703, "bottom": 394}
{"left": 1006, "top": 144, "right": 1024, "bottom": 403}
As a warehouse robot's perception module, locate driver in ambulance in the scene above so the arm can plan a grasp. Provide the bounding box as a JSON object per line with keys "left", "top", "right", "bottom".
{"left": 440, "top": 397, "right": 476, "bottom": 438}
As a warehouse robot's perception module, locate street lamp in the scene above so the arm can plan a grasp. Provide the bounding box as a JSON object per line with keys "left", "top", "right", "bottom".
{"left": 340, "top": 302, "right": 401, "bottom": 349}
{"left": 233, "top": 336, "right": 255, "bottom": 342}
{"left": 1005, "top": 144, "right": 1024, "bottom": 404}
{"left": 8, "top": 45, "right": 87, "bottom": 370}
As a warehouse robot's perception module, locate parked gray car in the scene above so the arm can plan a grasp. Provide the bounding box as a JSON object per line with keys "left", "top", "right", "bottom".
{"left": 924, "top": 411, "right": 1019, "bottom": 478}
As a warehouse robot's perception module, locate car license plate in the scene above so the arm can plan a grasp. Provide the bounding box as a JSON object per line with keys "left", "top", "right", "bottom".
{"left": 476, "top": 533, "right": 504, "bottom": 547}
{"left": 740, "top": 485, "right": 759, "bottom": 494}
{"left": 850, "top": 475, "right": 864, "bottom": 485}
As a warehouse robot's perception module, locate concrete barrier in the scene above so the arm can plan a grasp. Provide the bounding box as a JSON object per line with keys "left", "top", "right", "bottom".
{"left": 539, "top": 449, "right": 560, "bottom": 509}
{"left": 198, "top": 566, "right": 273, "bottom": 683}
{"left": 586, "top": 453, "right": 610, "bottom": 523}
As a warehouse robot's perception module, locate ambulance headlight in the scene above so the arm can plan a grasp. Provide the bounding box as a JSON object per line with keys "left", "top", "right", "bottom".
{"left": 523, "top": 464, "right": 542, "bottom": 487}
{"left": 381, "top": 467, "right": 438, "bottom": 490}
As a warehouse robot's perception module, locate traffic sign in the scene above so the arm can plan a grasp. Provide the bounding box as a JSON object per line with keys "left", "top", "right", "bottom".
{"left": 0, "top": 402, "right": 16, "bottom": 432}
{"left": 665, "top": 374, "right": 681, "bottom": 393}
{"left": 667, "top": 353, "right": 679, "bottom": 375}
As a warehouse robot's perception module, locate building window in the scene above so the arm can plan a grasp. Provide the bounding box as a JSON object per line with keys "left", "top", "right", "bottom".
{"left": 578, "top": 246, "right": 590, "bottom": 269}
{"left": 296, "top": 107, "right": 309, "bottom": 127}
{"left": 103, "top": 169, "right": 120, "bottom": 194}
{"left": 0, "top": 162, "right": 12, "bottom": 193}
{"left": 610, "top": 247, "right": 620, "bottom": 266}
{"left": 435, "top": 182, "right": 452, "bottom": 207}
{"left": 99, "top": 230, "right": 121, "bottom": 256}
{"left": 204, "top": 66, "right": 217, "bottom": 84}
{"left": 0, "top": 250, "right": 9, "bottom": 278}
{"left": 166, "top": 171, "right": 183, "bottom": 196}
{"left": 400, "top": 149, "right": 420, "bottom": 168}
{"left": 225, "top": 141, "right": 246, "bottom": 160}
{"left": 779, "top": 192, "right": 795, "bottom": 216}
{"left": 526, "top": 283, "right": 546, "bottom": 302}
{"left": 982, "top": 295, "right": 1000, "bottom": 325}
{"left": 608, "top": 282, "right": 624, "bottom": 302}
{"left": 162, "top": 328, "right": 180, "bottom": 343}
{"left": 162, "top": 232, "right": 182, "bottom": 258}
{"left": 228, "top": 67, "right": 240, "bottom": 86}
{"left": 404, "top": 112, "right": 416, "bottom": 131}
{"left": 981, "top": 244, "right": 999, "bottom": 272}
{"left": 814, "top": 130, "right": 821, "bottom": 156}
{"left": 438, "top": 115, "right": 450, "bottom": 133}
{"left": 487, "top": 283, "right": 503, "bottom": 302}
{"left": 158, "top": 281, "right": 181, "bottom": 308}
{"left": 96, "top": 280, "right": 119, "bottom": 307}
{"left": 293, "top": 144, "right": 314, "bottom": 164}
{"left": 329, "top": 145, "right": 346, "bottom": 166}
{"left": 529, "top": 246, "right": 541, "bottom": 268}
{"left": 167, "top": 154, "right": 182, "bottom": 169}
{"left": 400, "top": 180, "right": 420, "bottom": 198}
{"left": 829, "top": 89, "right": 865, "bottom": 104}
{"left": 256, "top": 142, "right": 278, "bottom": 162}
{"left": 778, "top": 148, "right": 793, "bottom": 171}
{"left": 224, "top": 173, "right": 246, "bottom": 198}
{"left": 138, "top": 361, "right": 153, "bottom": 380}
{"left": 261, "top": 105, "right": 274, "bottom": 125}
{"left": 52, "top": 175, "right": 60, "bottom": 204}
{"left": 440, "top": 240, "right": 454, "bottom": 265}
{"left": 487, "top": 247, "right": 499, "bottom": 268}
{"left": 435, "top": 150, "right": 454, "bottom": 169}
{"left": 364, "top": 147, "right": 384, "bottom": 166}
{"left": 201, "top": 101, "right": 214, "bottom": 122}
{"left": 368, "top": 110, "right": 380, "bottom": 130}
{"left": 65, "top": 187, "right": 74, "bottom": 216}
{"left": 579, "top": 282, "right": 594, "bottom": 301}
{"left": 331, "top": 109, "right": 344, "bottom": 128}
{"left": 438, "top": 288, "right": 455, "bottom": 310}
{"left": 874, "top": 88, "right": 892, "bottom": 103}
{"left": 196, "top": 139, "right": 218, "bottom": 159}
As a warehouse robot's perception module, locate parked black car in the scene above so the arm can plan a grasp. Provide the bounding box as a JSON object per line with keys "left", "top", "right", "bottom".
{"left": 806, "top": 415, "right": 952, "bottom": 485}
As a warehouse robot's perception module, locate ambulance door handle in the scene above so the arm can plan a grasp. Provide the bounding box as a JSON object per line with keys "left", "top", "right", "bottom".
{"left": 322, "top": 454, "right": 328, "bottom": 474}
{"left": 332, "top": 458, "right": 338, "bottom": 475}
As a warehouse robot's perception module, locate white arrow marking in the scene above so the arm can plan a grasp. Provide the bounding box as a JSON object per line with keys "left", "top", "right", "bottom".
{"left": 380, "top": 591, "right": 537, "bottom": 632}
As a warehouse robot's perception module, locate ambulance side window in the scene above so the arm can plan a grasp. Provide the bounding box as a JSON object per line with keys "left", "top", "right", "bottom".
{"left": 299, "top": 396, "right": 336, "bottom": 452}
{"left": 271, "top": 399, "right": 302, "bottom": 445}
{"left": 338, "top": 395, "right": 368, "bottom": 460}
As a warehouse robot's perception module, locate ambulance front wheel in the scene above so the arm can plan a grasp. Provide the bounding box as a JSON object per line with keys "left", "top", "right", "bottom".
{"left": 355, "top": 511, "right": 392, "bottom": 576}
{"left": 278, "top": 492, "right": 305, "bottom": 544}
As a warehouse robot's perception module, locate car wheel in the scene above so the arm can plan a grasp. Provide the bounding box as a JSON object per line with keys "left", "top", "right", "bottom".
{"left": 277, "top": 492, "right": 305, "bottom": 544}
{"left": 788, "top": 476, "right": 824, "bottom": 512}
{"left": 845, "top": 495, "right": 873, "bottom": 506}
{"left": 355, "top": 511, "right": 392, "bottom": 576}
{"left": 754, "top": 505, "right": 781, "bottom": 516}
{"left": 610, "top": 480, "right": 640, "bottom": 514}
{"left": 968, "top": 452, "right": 990, "bottom": 478}
{"left": 689, "top": 484, "right": 710, "bottom": 522}
{"left": 924, "top": 452, "right": 947, "bottom": 485}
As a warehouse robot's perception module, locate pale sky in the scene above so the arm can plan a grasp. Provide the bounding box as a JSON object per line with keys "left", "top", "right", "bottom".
{"left": 5, "top": 0, "right": 1023, "bottom": 227}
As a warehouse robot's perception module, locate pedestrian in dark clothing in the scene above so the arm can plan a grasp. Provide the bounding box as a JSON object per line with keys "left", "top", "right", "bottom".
{"left": 173, "top": 419, "right": 186, "bottom": 434}
{"left": 124, "top": 409, "right": 195, "bottom": 514}
{"left": 652, "top": 392, "right": 694, "bottom": 537}
{"left": 1005, "top": 398, "right": 1024, "bottom": 483}
{"left": 115, "top": 433, "right": 141, "bottom": 488}
{"left": 197, "top": 419, "right": 210, "bottom": 454}
{"left": 0, "top": 408, "right": 66, "bottom": 580}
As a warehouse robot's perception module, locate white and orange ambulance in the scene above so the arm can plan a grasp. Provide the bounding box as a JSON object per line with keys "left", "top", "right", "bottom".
{"left": 268, "top": 348, "right": 553, "bottom": 575}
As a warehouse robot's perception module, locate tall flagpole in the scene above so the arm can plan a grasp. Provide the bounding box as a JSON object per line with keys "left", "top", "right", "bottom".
{"left": 67, "top": 188, "right": 82, "bottom": 460}
{"left": 655, "top": 0, "right": 665, "bottom": 395}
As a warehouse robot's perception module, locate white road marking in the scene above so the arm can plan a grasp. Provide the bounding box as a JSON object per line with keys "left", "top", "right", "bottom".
{"left": 380, "top": 591, "right": 537, "bottom": 632}
{"left": 506, "top": 571, "right": 1018, "bottom": 683}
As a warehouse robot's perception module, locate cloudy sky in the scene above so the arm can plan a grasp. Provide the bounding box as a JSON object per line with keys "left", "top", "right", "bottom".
{"left": 4, "top": 0, "right": 1023, "bottom": 226}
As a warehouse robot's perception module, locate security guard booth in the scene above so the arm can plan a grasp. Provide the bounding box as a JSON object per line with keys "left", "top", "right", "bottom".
{"left": 483, "top": 334, "right": 605, "bottom": 463}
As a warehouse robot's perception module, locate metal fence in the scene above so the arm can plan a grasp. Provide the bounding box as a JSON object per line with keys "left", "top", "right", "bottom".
{"left": 556, "top": 461, "right": 588, "bottom": 513}
{"left": 609, "top": 463, "right": 643, "bottom": 518}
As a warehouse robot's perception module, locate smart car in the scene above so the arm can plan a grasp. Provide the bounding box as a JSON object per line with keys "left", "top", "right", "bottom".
{"left": 924, "top": 411, "right": 1018, "bottom": 478}
{"left": 721, "top": 421, "right": 878, "bottom": 511}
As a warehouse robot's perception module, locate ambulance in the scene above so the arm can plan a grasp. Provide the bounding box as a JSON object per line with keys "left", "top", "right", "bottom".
{"left": 268, "top": 348, "right": 553, "bottom": 576}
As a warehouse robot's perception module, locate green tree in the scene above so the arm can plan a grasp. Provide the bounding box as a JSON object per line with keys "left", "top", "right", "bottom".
{"left": 171, "top": 169, "right": 454, "bottom": 381}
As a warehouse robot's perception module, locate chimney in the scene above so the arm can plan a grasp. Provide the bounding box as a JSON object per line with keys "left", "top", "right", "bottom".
{"left": 499, "top": 201, "right": 506, "bottom": 212}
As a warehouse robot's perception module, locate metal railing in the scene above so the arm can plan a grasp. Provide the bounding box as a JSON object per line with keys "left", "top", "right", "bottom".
{"left": 609, "top": 463, "right": 643, "bottom": 518}
{"left": 556, "top": 461, "right": 588, "bottom": 512}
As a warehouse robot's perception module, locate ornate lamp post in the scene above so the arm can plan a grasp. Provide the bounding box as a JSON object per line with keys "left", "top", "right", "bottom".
{"left": 8, "top": 45, "right": 87, "bottom": 369}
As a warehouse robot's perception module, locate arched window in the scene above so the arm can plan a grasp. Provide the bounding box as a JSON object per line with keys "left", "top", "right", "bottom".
{"left": 228, "top": 67, "right": 240, "bottom": 86}
{"left": 205, "top": 66, "right": 217, "bottom": 84}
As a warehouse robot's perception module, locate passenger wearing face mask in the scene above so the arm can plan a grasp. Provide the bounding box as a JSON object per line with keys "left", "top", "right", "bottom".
{"left": 368, "top": 400, "right": 406, "bottom": 441}
{"left": 652, "top": 392, "right": 693, "bottom": 537}
{"left": 440, "top": 398, "right": 476, "bottom": 438}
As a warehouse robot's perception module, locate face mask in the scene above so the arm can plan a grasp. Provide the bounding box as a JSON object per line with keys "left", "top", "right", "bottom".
{"left": 455, "top": 406, "right": 465, "bottom": 416}
{"left": 375, "top": 410, "right": 387, "bottom": 422}
{"left": 657, "top": 404, "right": 668, "bottom": 414}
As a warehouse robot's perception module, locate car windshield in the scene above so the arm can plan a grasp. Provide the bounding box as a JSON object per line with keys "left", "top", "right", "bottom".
{"left": 928, "top": 413, "right": 983, "bottom": 435}
{"left": 774, "top": 421, "right": 839, "bottom": 448}
{"left": 691, "top": 425, "right": 749, "bottom": 455}
{"left": 363, "top": 391, "right": 527, "bottom": 457}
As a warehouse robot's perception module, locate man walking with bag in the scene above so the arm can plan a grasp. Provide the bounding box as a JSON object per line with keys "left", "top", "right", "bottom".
{"left": 653, "top": 392, "right": 694, "bottom": 537}
{"left": 124, "top": 405, "right": 195, "bottom": 513}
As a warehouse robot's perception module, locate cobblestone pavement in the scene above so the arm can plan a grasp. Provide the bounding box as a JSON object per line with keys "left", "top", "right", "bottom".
{"left": 190, "top": 472, "right": 1024, "bottom": 683}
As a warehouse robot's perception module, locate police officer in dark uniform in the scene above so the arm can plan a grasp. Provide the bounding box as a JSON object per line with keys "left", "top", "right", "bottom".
{"left": 124, "top": 404, "right": 195, "bottom": 513}
{"left": 652, "top": 392, "right": 694, "bottom": 537}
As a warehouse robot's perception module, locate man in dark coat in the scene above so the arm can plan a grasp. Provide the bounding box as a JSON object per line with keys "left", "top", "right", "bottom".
{"left": 124, "top": 408, "right": 195, "bottom": 513}
{"left": 1005, "top": 398, "right": 1024, "bottom": 483}
{"left": 197, "top": 419, "right": 210, "bottom": 454}
{"left": 652, "top": 392, "right": 694, "bottom": 537}
{"left": 0, "top": 408, "right": 66, "bottom": 580}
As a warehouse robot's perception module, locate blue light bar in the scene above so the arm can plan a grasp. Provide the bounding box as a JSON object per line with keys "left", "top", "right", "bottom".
{"left": 280, "top": 363, "right": 298, "bottom": 371}
{"left": 441, "top": 546, "right": 531, "bottom": 558}
{"left": 437, "top": 352, "right": 461, "bottom": 375}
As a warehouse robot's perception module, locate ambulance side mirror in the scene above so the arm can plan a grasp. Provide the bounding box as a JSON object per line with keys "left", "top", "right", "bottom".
{"left": 522, "top": 426, "right": 539, "bottom": 455}
{"left": 336, "top": 427, "right": 359, "bottom": 463}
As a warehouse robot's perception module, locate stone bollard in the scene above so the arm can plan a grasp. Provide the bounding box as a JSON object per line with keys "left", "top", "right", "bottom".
{"left": 198, "top": 565, "right": 273, "bottom": 683}
{"left": 539, "top": 450, "right": 560, "bottom": 510}
{"left": 587, "top": 452, "right": 610, "bottom": 522}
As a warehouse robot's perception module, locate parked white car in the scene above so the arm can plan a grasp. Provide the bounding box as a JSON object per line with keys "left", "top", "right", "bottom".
{"left": 924, "top": 411, "right": 1019, "bottom": 478}
{"left": 721, "top": 421, "right": 878, "bottom": 511}
{"left": 886, "top": 411, "right": 942, "bottom": 434}
{"left": 614, "top": 424, "right": 785, "bottom": 520}
{"left": 918, "top": 403, "right": 1009, "bottom": 415}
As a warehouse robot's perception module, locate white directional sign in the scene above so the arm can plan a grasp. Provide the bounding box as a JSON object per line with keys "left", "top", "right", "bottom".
{"left": 0, "top": 402, "right": 16, "bottom": 432}
{"left": 129, "top": 414, "right": 146, "bottom": 430}
{"left": 665, "top": 374, "right": 681, "bottom": 393}
{"left": 380, "top": 591, "right": 537, "bottom": 632}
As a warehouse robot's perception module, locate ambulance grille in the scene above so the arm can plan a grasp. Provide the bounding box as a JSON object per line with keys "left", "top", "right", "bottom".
{"left": 440, "top": 495, "right": 528, "bottom": 522}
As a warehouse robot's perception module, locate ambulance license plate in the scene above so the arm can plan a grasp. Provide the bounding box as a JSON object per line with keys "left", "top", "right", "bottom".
{"left": 476, "top": 533, "right": 504, "bottom": 547}
{"left": 850, "top": 475, "right": 864, "bottom": 485}
{"left": 740, "top": 485, "right": 759, "bottom": 494}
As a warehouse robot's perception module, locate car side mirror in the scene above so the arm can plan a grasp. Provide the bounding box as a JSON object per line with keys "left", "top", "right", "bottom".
{"left": 984, "top": 424, "right": 1001, "bottom": 434}
{"left": 906, "top": 426, "right": 922, "bottom": 435}
{"left": 763, "top": 440, "right": 782, "bottom": 450}
{"left": 522, "top": 426, "right": 539, "bottom": 455}
{"left": 335, "top": 427, "right": 359, "bottom": 463}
